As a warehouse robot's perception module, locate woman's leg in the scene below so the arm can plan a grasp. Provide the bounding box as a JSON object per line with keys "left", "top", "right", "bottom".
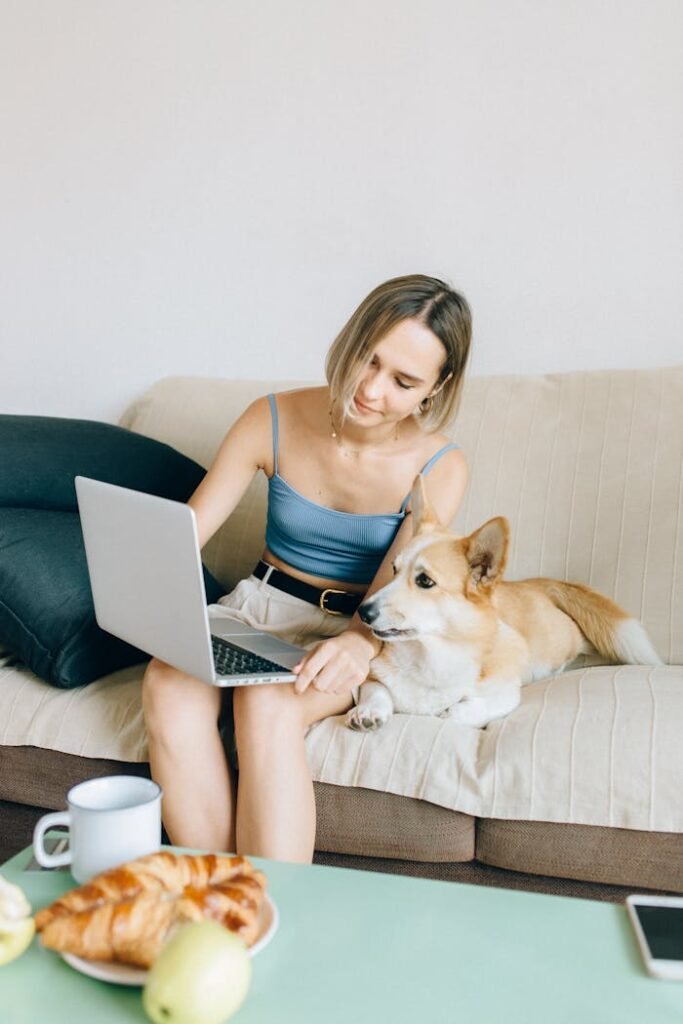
{"left": 142, "top": 658, "right": 236, "bottom": 852}
{"left": 232, "top": 684, "right": 352, "bottom": 863}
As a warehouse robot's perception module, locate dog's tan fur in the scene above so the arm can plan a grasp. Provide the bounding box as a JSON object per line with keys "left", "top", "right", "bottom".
{"left": 346, "top": 477, "right": 662, "bottom": 731}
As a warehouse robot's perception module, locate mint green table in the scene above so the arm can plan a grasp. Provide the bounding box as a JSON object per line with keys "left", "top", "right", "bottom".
{"left": 1, "top": 843, "right": 681, "bottom": 1023}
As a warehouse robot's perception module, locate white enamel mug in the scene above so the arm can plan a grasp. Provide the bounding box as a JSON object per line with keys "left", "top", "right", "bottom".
{"left": 32, "top": 775, "right": 162, "bottom": 883}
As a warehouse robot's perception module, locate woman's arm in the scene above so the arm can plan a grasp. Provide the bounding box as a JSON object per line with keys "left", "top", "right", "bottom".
{"left": 189, "top": 397, "right": 272, "bottom": 547}
{"left": 293, "top": 447, "right": 469, "bottom": 694}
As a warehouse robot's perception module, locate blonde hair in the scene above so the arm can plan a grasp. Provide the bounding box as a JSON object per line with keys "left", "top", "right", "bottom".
{"left": 325, "top": 274, "right": 472, "bottom": 432}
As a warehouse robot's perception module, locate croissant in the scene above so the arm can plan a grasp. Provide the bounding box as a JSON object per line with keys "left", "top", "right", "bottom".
{"left": 35, "top": 852, "right": 267, "bottom": 967}
{"left": 40, "top": 891, "right": 180, "bottom": 968}
{"left": 35, "top": 852, "right": 257, "bottom": 931}
{"left": 177, "top": 874, "right": 267, "bottom": 946}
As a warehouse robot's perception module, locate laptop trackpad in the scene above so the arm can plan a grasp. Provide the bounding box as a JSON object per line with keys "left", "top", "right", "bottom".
{"left": 209, "top": 615, "right": 267, "bottom": 637}
{"left": 246, "top": 636, "right": 302, "bottom": 669}
{"left": 209, "top": 616, "right": 304, "bottom": 669}
{"left": 247, "top": 645, "right": 301, "bottom": 669}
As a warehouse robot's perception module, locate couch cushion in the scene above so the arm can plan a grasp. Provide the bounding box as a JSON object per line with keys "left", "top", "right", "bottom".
{"left": 0, "top": 744, "right": 151, "bottom": 809}
{"left": 305, "top": 664, "right": 683, "bottom": 834}
{"left": 476, "top": 819, "right": 683, "bottom": 892}
{"left": 0, "top": 415, "right": 224, "bottom": 687}
{"left": 0, "top": 746, "right": 475, "bottom": 865}
{"left": 314, "top": 782, "right": 474, "bottom": 862}
{"left": 0, "top": 656, "right": 148, "bottom": 757}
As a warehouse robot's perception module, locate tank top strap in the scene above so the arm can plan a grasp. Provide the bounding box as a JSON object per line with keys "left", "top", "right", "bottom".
{"left": 419, "top": 441, "right": 459, "bottom": 476}
{"left": 267, "top": 393, "right": 280, "bottom": 473}
{"left": 399, "top": 442, "right": 460, "bottom": 512}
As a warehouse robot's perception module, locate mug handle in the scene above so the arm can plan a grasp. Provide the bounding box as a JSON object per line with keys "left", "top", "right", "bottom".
{"left": 32, "top": 811, "right": 72, "bottom": 869}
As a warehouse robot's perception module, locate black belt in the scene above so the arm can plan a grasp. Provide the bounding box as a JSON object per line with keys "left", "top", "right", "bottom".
{"left": 253, "top": 561, "right": 364, "bottom": 617}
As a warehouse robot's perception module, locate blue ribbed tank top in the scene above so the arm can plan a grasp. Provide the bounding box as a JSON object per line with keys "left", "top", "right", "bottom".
{"left": 264, "top": 394, "right": 459, "bottom": 584}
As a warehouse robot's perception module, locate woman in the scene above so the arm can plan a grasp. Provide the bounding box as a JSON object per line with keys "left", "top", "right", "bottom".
{"left": 142, "top": 274, "right": 471, "bottom": 862}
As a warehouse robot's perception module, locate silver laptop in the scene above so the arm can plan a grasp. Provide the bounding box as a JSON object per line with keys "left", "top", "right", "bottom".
{"left": 75, "top": 476, "right": 303, "bottom": 686}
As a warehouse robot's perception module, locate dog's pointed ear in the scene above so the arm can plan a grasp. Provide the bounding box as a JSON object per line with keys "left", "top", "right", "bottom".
{"left": 409, "top": 475, "right": 440, "bottom": 535}
{"left": 463, "top": 517, "right": 509, "bottom": 589}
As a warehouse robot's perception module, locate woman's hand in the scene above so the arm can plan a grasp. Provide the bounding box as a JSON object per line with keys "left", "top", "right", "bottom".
{"left": 292, "top": 630, "right": 377, "bottom": 695}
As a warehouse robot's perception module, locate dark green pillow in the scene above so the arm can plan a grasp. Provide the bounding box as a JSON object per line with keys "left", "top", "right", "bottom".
{"left": 0, "top": 416, "right": 225, "bottom": 688}
{"left": 0, "top": 414, "right": 208, "bottom": 511}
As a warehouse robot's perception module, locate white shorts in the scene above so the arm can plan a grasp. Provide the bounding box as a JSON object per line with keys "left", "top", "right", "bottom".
{"left": 210, "top": 574, "right": 353, "bottom": 649}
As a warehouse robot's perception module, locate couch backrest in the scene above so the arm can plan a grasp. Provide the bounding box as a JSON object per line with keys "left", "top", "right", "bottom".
{"left": 121, "top": 366, "right": 683, "bottom": 664}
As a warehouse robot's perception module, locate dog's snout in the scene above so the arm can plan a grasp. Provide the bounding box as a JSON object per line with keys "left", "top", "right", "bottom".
{"left": 359, "top": 600, "right": 380, "bottom": 625}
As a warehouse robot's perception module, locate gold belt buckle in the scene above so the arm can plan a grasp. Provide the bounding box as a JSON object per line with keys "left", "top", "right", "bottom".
{"left": 319, "top": 588, "right": 346, "bottom": 616}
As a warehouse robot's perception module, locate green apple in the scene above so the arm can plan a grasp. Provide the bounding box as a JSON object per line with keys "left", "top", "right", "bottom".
{"left": 143, "top": 921, "right": 252, "bottom": 1024}
{"left": 0, "top": 917, "right": 35, "bottom": 966}
{"left": 0, "top": 875, "right": 35, "bottom": 966}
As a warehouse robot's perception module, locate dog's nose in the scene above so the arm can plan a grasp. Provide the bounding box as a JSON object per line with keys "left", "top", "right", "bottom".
{"left": 359, "top": 600, "right": 379, "bottom": 625}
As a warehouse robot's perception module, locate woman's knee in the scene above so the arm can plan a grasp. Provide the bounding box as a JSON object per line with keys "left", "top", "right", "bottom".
{"left": 142, "top": 658, "right": 178, "bottom": 714}
{"left": 142, "top": 658, "right": 222, "bottom": 739}
{"left": 232, "top": 684, "right": 304, "bottom": 736}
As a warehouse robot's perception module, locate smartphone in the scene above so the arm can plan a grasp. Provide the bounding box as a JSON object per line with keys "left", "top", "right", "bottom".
{"left": 626, "top": 894, "right": 683, "bottom": 980}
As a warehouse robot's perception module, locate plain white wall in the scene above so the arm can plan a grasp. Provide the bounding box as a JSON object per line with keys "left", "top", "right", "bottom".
{"left": 2, "top": 0, "right": 681, "bottom": 422}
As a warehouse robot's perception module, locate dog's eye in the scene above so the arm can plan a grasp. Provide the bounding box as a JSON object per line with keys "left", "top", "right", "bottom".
{"left": 392, "top": 563, "right": 399, "bottom": 576}
{"left": 415, "top": 572, "right": 435, "bottom": 589}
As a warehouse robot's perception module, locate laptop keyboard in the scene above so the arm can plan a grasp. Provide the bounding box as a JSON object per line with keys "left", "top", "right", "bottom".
{"left": 211, "top": 636, "right": 291, "bottom": 679}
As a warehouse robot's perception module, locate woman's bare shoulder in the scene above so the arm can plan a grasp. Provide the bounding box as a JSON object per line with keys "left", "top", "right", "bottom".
{"left": 409, "top": 430, "right": 467, "bottom": 524}
{"left": 236, "top": 386, "right": 325, "bottom": 423}
{"left": 411, "top": 426, "right": 467, "bottom": 487}
{"left": 274, "top": 386, "right": 330, "bottom": 429}
{"left": 273, "top": 385, "right": 328, "bottom": 406}
{"left": 404, "top": 421, "right": 458, "bottom": 459}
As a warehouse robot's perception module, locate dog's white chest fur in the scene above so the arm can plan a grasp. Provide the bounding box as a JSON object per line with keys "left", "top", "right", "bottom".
{"left": 372, "top": 638, "right": 480, "bottom": 715}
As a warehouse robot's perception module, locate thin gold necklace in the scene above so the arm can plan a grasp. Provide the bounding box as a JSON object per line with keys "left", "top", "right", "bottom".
{"left": 329, "top": 406, "right": 400, "bottom": 455}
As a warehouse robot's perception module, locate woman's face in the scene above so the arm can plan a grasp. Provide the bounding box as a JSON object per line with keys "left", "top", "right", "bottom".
{"left": 350, "top": 318, "right": 446, "bottom": 425}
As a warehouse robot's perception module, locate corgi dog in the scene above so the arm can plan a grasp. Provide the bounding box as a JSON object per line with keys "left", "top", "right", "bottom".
{"left": 346, "top": 477, "right": 662, "bottom": 732}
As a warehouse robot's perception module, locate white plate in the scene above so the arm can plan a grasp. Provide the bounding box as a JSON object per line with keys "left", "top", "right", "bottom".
{"left": 61, "top": 894, "right": 279, "bottom": 986}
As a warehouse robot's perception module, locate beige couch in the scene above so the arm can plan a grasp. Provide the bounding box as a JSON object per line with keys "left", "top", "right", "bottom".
{"left": 1, "top": 367, "right": 682, "bottom": 895}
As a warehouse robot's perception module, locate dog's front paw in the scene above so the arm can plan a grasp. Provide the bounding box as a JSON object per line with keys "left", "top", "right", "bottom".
{"left": 345, "top": 704, "right": 390, "bottom": 732}
{"left": 440, "top": 699, "right": 503, "bottom": 729}
{"left": 441, "top": 703, "right": 469, "bottom": 722}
